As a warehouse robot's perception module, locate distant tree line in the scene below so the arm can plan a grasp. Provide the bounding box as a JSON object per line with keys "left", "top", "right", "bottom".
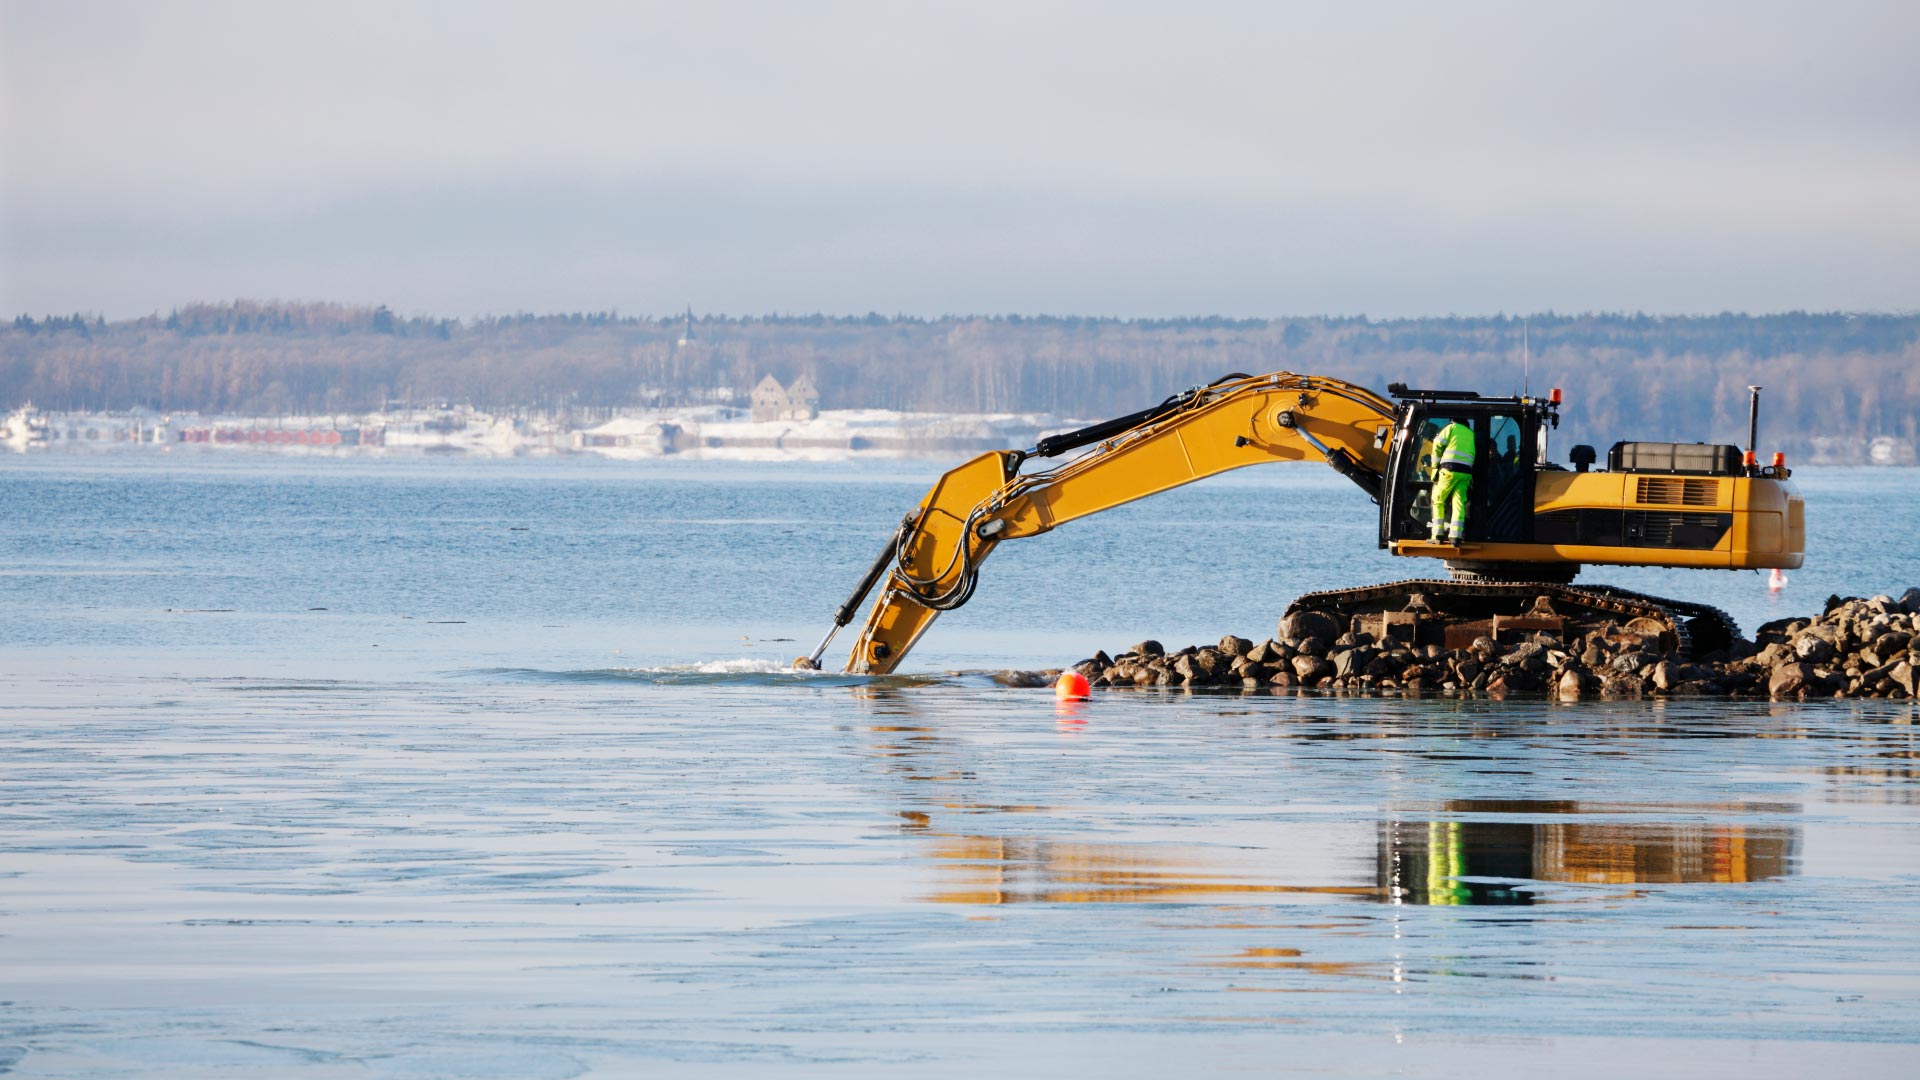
{"left": 3, "top": 301, "right": 1916, "bottom": 454}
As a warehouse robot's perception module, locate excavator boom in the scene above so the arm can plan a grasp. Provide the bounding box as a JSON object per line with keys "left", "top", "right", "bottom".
{"left": 811, "top": 374, "right": 1399, "bottom": 674}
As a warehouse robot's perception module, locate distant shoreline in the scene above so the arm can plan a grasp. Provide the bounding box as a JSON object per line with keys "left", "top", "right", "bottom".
{"left": 0, "top": 404, "right": 1082, "bottom": 463}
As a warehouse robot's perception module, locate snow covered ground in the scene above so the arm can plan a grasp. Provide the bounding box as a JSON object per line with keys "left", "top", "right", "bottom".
{"left": 580, "top": 407, "right": 1074, "bottom": 462}
{"left": 8, "top": 406, "right": 1079, "bottom": 461}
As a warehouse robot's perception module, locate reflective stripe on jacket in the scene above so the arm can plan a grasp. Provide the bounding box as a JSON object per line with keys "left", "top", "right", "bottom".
{"left": 1434, "top": 421, "right": 1476, "bottom": 468}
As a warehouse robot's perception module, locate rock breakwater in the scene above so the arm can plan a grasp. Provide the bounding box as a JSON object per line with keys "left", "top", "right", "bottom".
{"left": 1065, "top": 587, "right": 1920, "bottom": 701}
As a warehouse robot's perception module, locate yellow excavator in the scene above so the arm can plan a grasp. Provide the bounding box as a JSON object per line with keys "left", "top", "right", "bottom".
{"left": 799, "top": 373, "right": 1805, "bottom": 674}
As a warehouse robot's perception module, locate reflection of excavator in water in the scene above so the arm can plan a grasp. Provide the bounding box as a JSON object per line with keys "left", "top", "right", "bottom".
{"left": 909, "top": 802, "right": 1796, "bottom": 906}
{"left": 800, "top": 373, "right": 1805, "bottom": 674}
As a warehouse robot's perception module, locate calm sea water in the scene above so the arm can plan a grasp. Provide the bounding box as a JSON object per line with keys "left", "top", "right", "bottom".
{"left": 3, "top": 454, "right": 1919, "bottom": 1077}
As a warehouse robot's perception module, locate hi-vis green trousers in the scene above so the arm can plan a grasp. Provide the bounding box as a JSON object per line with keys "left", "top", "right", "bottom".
{"left": 1432, "top": 469, "right": 1470, "bottom": 541}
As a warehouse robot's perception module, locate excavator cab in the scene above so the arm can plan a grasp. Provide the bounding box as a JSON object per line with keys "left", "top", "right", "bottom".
{"left": 1380, "top": 389, "right": 1554, "bottom": 548}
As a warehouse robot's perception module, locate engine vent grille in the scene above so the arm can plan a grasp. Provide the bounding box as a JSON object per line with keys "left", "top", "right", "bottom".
{"left": 1637, "top": 476, "right": 1721, "bottom": 507}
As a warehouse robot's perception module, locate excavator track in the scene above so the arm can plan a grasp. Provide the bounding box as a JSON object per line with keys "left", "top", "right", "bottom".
{"left": 1283, "top": 579, "right": 1742, "bottom": 659}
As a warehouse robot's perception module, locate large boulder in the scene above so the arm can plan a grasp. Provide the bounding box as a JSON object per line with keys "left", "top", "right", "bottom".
{"left": 1502, "top": 642, "right": 1549, "bottom": 673}
{"left": 1893, "top": 661, "right": 1919, "bottom": 698}
{"left": 1601, "top": 672, "right": 1645, "bottom": 698}
{"left": 1129, "top": 639, "right": 1165, "bottom": 659}
{"left": 1793, "top": 634, "right": 1836, "bottom": 665}
{"left": 1612, "top": 651, "right": 1657, "bottom": 674}
{"left": 1557, "top": 668, "right": 1594, "bottom": 701}
{"left": 1769, "top": 662, "right": 1817, "bottom": 698}
{"left": 1332, "top": 648, "right": 1377, "bottom": 679}
{"left": 1364, "top": 654, "right": 1400, "bottom": 679}
{"left": 1279, "top": 610, "right": 1342, "bottom": 645}
{"left": 1899, "top": 587, "right": 1920, "bottom": 614}
{"left": 1291, "top": 655, "right": 1333, "bottom": 684}
{"left": 1218, "top": 635, "right": 1254, "bottom": 658}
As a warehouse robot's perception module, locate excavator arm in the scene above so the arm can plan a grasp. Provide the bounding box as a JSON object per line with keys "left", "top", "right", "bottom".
{"left": 800, "top": 373, "right": 1400, "bottom": 675}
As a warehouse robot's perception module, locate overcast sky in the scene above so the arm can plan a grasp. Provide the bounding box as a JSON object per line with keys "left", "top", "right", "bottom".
{"left": 2, "top": 0, "right": 1916, "bottom": 319}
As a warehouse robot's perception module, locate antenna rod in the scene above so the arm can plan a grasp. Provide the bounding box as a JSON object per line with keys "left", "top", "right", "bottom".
{"left": 1522, "top": 317, "right": 1530, "bottom": 398}
{"left": 1746, "top": 385, "right": 1763, "bottom": 463}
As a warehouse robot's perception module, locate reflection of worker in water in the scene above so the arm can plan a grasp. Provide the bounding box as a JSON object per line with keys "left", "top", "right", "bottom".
{"left": 1430, "top": 419, "right": 1476, "bottom": 544}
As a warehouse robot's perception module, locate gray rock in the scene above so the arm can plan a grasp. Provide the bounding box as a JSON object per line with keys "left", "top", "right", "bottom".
{"left": 1129, "top": 639, "right": 1165, "bottom": 658}
{"left": 1651, "top": 660, "right": 1678, "bottom": 692}
{"left": 1900, "top": 587, "right": 1920, "bottom": 614}
{"left": 1793, "top": 634, "right": 1836, "bottom": 665}
{"left": 1612, "top": 651, "right": 1656, "bottom": 674}
{"left": 1218, "top": 635, "right": 1253, "bottom": 658}
{"left": 1503, "top": 642, "right": 1548, "bottom": 673}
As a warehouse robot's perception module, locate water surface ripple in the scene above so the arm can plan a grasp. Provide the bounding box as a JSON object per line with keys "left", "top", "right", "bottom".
{"left": 4, "top": 668, "right": 1920, "bottom": 1076}
{"left": 2, "top": 458, "right": 1918, "bottom": 1076}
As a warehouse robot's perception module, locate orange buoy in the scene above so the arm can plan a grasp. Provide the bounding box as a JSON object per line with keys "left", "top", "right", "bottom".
{"left": 1055, "top": 671, "right": 1091, "bottom": 701}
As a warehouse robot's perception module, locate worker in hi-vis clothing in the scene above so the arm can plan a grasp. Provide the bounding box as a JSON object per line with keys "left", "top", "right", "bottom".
{"left": 1429, "top": 419, "right": 1476, "bottom": 544}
